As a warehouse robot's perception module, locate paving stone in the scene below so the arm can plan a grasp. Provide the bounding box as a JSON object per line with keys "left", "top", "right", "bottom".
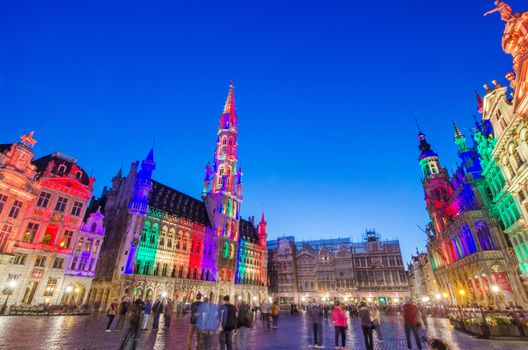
{"left": 0, "top": 312, "right": 525, "bottom": 349}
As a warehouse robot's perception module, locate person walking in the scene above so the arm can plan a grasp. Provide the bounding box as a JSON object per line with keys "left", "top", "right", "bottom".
{"left": 164, "top": 298, "right": 174, "bottom": 329}
{"left": 236, "top": 301, "right": 252, "bottom": 350}
{"left": 141, "top": 299, "right": 152, "bottom": 330}
{"left": 114, "top": 295, "right": 130, "bottom": 330}
{"left": 271, "top": 302, "right": 279, "bottom": 329}
{"left": 403, "top": 301, "right": 422, "bottom": 350}
{"left": 218, "top": 295, "right": 237, "bottom": 350}
{"left": 105, "top": 299, "right": 118, "bottom": 332}
{"left": 331, "top": 301, "right": 347, "bottom": 350}
{"left": 151, "top": 297, "right": 164, "bottom": 330}
{"left": 370, "top": 305, "right": 383, "bottom": 341}
{"left": 118, "top": 298, "right": 145, "bottom": 350}
{"left": 309, "top": 303, "right": 324, "bottom": 348}
{"left": 358, "top": 302, "right": 373, "bottom": 350}
{"left": 195, "top": 297, "right": 218, "bottom": 350}
{"left": 187, "top": 293, "right": 203, "bottom": 350}
{"left": 261, "top": 302, "right": 271, "bottom": 329}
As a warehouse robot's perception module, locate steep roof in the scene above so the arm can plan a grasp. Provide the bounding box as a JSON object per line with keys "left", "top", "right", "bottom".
{"left": 239, "top": 218, "right": 259, "bottom": 243}
{"left": 148, "top": 180, "right": 210, "bottom": 227}
{"left": 32, "top": 153, "right": 91, "bottom": 186}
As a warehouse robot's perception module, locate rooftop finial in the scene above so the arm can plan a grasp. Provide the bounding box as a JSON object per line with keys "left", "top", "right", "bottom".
{"left": 415, "top": 117, "right": 422, "bottom": 134}
{"left": 20, "top": 131, "right": 37, "bottom": 148}
{"left": 484, "top": 1, "right": 513, "bottom": 21}
{"left": 223, "top": 80, "right": 236, "bottom": 115}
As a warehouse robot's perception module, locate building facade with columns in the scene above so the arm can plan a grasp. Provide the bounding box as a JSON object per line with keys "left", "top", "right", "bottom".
{"left": 482, "top": 1, "right": 528, "bottom": 291}
{"left": 267, "top": 231, "right": 409, "bottom": 304}
{"left": 406, "top": 251, "right": 438, "bottom": 302}
{"left": 89, "top": 83, "right": 268, "bottom": 309}
{"left": 0, "top": 133, "right": 105, "bottom": 309}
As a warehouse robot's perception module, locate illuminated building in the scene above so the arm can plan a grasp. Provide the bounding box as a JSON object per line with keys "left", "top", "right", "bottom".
{"left": 267, "top": 231, "right": 409, "bottom": 304}
{"left": 89, "top": 82, "right": 268, "bottom": 308}
{"left": 0, "top": 133, "right": 104, "bottom": 308}
{"left": 418, "top": 124, "right": 527, "bottom": 306}
{"left": 407, "top": 251, "right": 438, "bottom": 301}
{"left": 483, "top": 1, "right": 528, "bottom": 292}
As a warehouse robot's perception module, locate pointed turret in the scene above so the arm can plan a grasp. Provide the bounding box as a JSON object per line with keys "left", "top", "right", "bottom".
{"left": 258, "top": 211, "right": 267, "bottom": 247}
{"left": 475, "top": 91, "right": 484, "bottom": 114}
{"left": 453, "top": 121, "right": 467, "bottom": 152}
{"left": 223, "top": 80, "right": 236, "bottom": 115}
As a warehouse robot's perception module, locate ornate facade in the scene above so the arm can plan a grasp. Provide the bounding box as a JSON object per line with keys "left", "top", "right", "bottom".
{"left": 406, "top": 251, "right": 438, "bottom": 301}
{"left": 267, "top": 231, "right": 409, "bottom": 304}
{"left": 0, "top": 133, "right": 104, "bottom": 308}
{"left": 483, "top": 1, "right": 528, "bottom": 290}
{"left": 418, "top": 123, "right": 527, "bottom": 306}
{"left": 89, "top": 82, "right": 268, "bottom": 309}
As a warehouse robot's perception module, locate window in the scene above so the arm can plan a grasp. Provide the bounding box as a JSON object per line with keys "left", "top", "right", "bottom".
{"left": 76, "top": 238, "right": 84, "bottom": 251}
{"left": 84, "top": 238, "right": 93, "bottom": 252}
{"left": 23, "top": 223, "right": 39, "bottom": 243}
{"left": 57, "top": 164, "right": 67, "bottom": 173}
{"left": 60, "top": 230, "right": 73, "bottom": 248}
{"left": 88, "top": 258, "right": 95, "bottom": 272}
{"left": 93, "top": 240, "right": 100, "bottom": 253}
{"left": 13, "top": 253, "right": 27, "bottom": 265}
{"left": 52, "top": 257, "right": 64, "bottom": 269}
{"left": 162, "top": 263, "right": 168, "bottom": 277}
{"left": 55, "top": 197, "right": 68, "bottom": 212}
{"left": 41, "top": 233, "right": 52, "bottom": 245}
{"left": 0, "top": 224, "right": 13, "bottom": 248}
{"left": 8, "top": 200, "right": 22, "bottom": 219}
{"left": 43, "top": 278, "right": 58, "bottom": 296}
{"left": 70, "top": 257, "right": 78, "bottom": 270}
{"left": 0, "top": 195, "right": 8, "bottom": 214}
{"left": 71, "top": 201, "right": 83, "bottom": 216}
{"left": 78, "top": 258, "right": 87, "bottom": 271}
{"left": 34, "top": 256, "right": 47, "bottom": 268}
{"left": 36, "top": 192, "right": 51, "bottom": 208}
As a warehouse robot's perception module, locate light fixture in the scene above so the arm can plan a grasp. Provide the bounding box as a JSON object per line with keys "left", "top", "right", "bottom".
{"left": 65, "top": 286, "right": 73, "bottom": 293}
{"left": 491, "top": 285, "right": 500, "bottom": 293}
{"left": 393, "top": 297, "right": 400, "bottom": 303}
{"left": 458, "top": 289, "right": 466, "bottom": 296}
{"left": 421, "top": 296, "right": 430, "bottom": 303}
{"left": 161, "top": 291, "right": 168, "bottom": 298}
{"left": 367, "top": 297, "right": 372, "bottom": 302}
{"left": 442, "top": 292, "right": 449, "bottom": 299}
{"left": 7, "top": 280, "right": 17, "bottom": 288}
{"left": 435, "top": 293, "right": 441, "bottom": 300}
{"left": 238, "top": 295, "right": 242, "bottom": 300}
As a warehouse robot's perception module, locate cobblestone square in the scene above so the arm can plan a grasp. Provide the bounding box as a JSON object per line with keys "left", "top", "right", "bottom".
{"left": 0, "top": 313, "right": 526, "bottom": 349}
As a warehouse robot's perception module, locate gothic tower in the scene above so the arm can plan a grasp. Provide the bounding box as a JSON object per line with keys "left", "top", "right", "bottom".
{"left": 204, "top": 81, "right": 242, "bottom": 282}
{"left": 418, "top": 130, "right": 454, "bottom": 235}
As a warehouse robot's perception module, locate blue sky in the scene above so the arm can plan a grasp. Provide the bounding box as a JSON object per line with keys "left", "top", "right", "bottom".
{"left": 1, "top": 0, "right": 525, "bottom": 263}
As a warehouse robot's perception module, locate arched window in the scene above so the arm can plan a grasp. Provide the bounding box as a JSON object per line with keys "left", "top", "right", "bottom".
{"left": 142, "top": 221, "right": 151, "bottom": 242}
{"left": 91, "top": 223, "right": 97, "bottom": 232}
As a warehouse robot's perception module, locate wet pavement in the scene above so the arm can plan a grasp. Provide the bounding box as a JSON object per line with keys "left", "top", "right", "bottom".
{"left": 0, "top": 312, "right": 526, "bottom": 349}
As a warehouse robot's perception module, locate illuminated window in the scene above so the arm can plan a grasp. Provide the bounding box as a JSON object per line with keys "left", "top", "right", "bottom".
{"left": 0, "top": 195, "right": 7, "bottom": 215}
{"left": 93, "top": 240, "right": 100, "bottom": 253}
{"left": 78, "top": 257, "right": 87, "bottom": 270}
{"left": 84, "top": 238, "right": 93, "bottom": 252}
{"left": 8, "top": 200, "right": 22, "bottom": 219}
{"left": 76, "top": 238, "right": 84, "bottom": 251}
{"left": 23, "top": 222, "right": 39, "bottom": 243}
{"left": 60, "top": 230, "right": 73, "bottom": 248}
{"left": 55, "top": 197, "right": 68, "bottom": 212}
{"left": 71, "top": 201, "right": 83, "bottom": 216}
{"left": 43, "top": 278, "right": 57, "bottom": 296}
{"left": 71, "top": 257, "right": 78, "bottom": 270}
{"left": 88, "top": 258, "right": 95, "bottom": 271}
{"left": 34, "top": 256, "right": 47, "bottom": 268}
{"left": 41, "top": 233, "right": 52, "bottom": 245}
{"left": 36, "top": 192, "right": 51, "bottom": 208}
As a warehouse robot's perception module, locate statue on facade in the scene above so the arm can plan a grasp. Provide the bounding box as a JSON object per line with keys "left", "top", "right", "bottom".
{"left": 484, "top": 1, "right": 513, "bottom": 21}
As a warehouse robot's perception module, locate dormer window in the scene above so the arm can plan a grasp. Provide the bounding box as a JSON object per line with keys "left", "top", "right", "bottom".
{"left": 57, "top": 164, "right": 67, "bottom": 174}
{"left": 76, "top": 171, "right": 82, "bottom": 179}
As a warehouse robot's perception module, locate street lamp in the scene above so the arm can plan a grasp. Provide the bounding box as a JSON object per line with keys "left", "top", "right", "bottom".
{"left": 442, "top": 292, "right": 449, "bottom": 299}
{"left": 161, "top": 291, "right": 168, "bottom": 298}
{"left": 435, "top": 293, "right": 441, "bottom": 301}
{"left": 1, "top": 280, "right": 17, "bottom": 315}
{"left": 491, "top": 285, "right": 500, "bottom": 294}
{"left": 421, "top": 296, "right": 430, "bottom": 303}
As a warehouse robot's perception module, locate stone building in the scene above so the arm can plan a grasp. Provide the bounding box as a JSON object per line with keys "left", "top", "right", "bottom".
{"left": 267, "top": 231, "right": 409, "bottom": 304}
{"left": 406, "top": 251, "right": 437, "bottom": 301}
{"left": 0, "top": 133, "right": 104, "bottom": 308}
{"left": 89, "top": 82, "right": 268, "bottom": 309}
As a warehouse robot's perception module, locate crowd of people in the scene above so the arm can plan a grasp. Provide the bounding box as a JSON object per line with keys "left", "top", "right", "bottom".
{"left": 102, "top": 294, "right": 449, "bottom": 350}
